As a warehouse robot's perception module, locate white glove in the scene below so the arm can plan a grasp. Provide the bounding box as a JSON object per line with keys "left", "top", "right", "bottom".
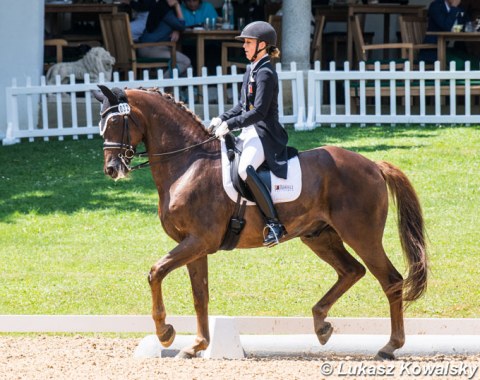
{"left": 208, "top": 117, "right": 222, "bottom": 133}
{"left": 214, "top": 121, "right": 229, "bottom": 138}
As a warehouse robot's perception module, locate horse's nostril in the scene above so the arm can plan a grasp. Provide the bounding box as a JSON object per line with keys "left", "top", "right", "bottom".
{"left": 105, "top": 166, "right": 117, "bottom": 178}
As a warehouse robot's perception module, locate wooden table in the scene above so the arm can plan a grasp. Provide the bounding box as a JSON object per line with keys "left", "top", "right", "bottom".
{"left": 347, "top": 4, "right": 425, "bottom": 63}
{"left": 426, "top": 31, "right": 480, "bottom": 70}
{"left": 183, "top": 29, "right": 239, "bottom": 75}
{"left": 45, "top": 3, "right": 119, "bottom": 14}
{"left": 45, "top": 3, "right": 119, "bottom": 41}
{"left": 314, "top": 4, "right": 348, "bottom": 23}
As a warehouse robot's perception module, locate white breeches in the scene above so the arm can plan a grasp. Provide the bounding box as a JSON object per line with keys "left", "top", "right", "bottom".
{"left": 238, "top": 126, "right": 265, "bottom": 181}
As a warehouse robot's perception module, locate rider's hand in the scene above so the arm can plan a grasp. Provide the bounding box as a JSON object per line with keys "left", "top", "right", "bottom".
{"left": 208, "top": 117, "right": 222, "bottom": 133}
{"left": 214, "top": 121, "right": 229, "bottom": 138}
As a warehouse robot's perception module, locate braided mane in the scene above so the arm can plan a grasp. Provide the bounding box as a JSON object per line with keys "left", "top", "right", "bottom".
{"left": 137, "top": 87, "right": 206, "bottom": 130}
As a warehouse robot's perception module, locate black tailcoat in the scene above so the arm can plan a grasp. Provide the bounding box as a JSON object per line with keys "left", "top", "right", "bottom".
{"left": 220, "top": 55, "right": 289, "bottom": 179}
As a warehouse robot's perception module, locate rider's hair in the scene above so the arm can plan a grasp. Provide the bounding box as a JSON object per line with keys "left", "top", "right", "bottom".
{"left": 267, "top": 45, "right": 280, "bottom": 59}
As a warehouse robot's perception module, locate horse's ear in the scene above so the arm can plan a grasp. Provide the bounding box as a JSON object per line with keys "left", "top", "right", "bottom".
{"left": 97, "top": 84, "right": 118, "bottom": 105}
{"left": 92, "top": 89, "right": 105, "bottom": 103}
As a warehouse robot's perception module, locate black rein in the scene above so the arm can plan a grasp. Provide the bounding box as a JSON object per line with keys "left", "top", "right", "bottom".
{"left": 101, "top": 102, "right": 217, "bottom": 172}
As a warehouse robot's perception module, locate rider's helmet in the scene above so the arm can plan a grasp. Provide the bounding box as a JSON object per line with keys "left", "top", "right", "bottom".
{"left": 235, "top": 21, "right": 277, "bottom": 47}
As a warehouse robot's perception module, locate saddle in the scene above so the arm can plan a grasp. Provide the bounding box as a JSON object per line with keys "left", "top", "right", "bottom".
{"left": 220, "top": 132, "right": 299, "bottom": 251}
{"left": 224, "top": 132, "right": 298, "bottom": 202}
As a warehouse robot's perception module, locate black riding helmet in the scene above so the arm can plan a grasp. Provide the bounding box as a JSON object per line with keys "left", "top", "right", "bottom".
{"left": 235, "top": 21, "right": 277, "bottom": 61}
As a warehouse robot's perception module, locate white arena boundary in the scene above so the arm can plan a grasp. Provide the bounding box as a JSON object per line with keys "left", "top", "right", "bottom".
{"left": 2, "top": 316, "right": 479, "bottom": 357}
{"left": 1, "top": 315, "right": 479, "bottom": 335}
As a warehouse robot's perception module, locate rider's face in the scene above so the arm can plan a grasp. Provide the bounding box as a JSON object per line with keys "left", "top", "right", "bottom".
{"left": 243, "top": 38, "right": 266, "bottom": 62}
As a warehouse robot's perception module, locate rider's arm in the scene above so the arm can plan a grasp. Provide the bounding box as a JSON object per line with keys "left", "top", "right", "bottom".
{"left": 222, "top": 68, "right": 274, "bottom": 131}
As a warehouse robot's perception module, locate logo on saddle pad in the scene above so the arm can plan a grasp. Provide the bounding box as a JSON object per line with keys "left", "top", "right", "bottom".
{"left": 221, "top": 140, "right": 302, "bottom": 205}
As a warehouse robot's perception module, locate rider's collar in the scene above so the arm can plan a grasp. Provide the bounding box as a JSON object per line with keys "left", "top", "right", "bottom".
{"left": 251, "top": 55, "right": 270, "bottom": 72}
{"left": 250, "top": 55, "right": 270, "bottom": 82}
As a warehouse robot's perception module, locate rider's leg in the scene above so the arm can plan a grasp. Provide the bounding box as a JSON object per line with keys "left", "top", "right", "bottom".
{"left": 245, "top": 165, "right": 286, "bottom": 247}
{"left": 238, "top": 132, "right": 286, "bottom": 247}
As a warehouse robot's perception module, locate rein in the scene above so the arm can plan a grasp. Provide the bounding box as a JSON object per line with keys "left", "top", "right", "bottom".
{"left": 101, "top": 102, "right": 217, "bottom": 172}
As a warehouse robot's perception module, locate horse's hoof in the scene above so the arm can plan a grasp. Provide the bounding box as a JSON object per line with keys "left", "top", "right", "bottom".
{"left": 175, "top": 349, "right": 195, "bottom": 359}
{"left": 316, "top": 322, "right": 333, "bottom": 345}
{"left": 159, "top": 324, "right": 176, "bottom": 348}
{"left": 375, "top": 350, "right": 395, "bottom": 361}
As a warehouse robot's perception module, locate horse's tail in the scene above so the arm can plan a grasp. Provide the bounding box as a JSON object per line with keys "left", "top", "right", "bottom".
{"left": 377, "top": 161, "right": 428, "bottom": 302}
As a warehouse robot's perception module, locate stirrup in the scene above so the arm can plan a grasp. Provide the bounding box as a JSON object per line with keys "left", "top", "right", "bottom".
{"left": 263, "top": 223, "right": 286, "bottom": 247}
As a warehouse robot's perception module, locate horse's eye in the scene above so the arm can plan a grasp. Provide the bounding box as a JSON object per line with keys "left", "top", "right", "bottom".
{"left": 110, "top": 116, "right": 120, "bottom": 124}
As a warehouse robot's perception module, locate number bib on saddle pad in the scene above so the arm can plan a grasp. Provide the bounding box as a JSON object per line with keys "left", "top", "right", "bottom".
{"left": 220, "top": 139, "right": 302, "bottom": 205}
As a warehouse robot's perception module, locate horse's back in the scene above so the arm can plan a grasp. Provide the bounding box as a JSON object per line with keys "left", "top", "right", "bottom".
{"left": 299, "top": 145, "right": 384, "bottom": 182}
{"left": 296, "top": 145, "right": 388, "bottom": 221}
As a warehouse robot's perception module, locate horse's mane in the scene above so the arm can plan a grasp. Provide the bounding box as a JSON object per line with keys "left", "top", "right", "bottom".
{"left": 134, "top": 87, "right": 207, "bottom": 132}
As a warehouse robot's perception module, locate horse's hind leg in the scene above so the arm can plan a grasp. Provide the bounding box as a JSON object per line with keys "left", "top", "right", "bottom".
{"left": 354, "top": 246, "right": 405, "bottom": 360}
{"left": 301, "top": 227, "right": 366, "bottom": 346}
{"left": 176, "top": 256, "right": 210, "bottom": 359}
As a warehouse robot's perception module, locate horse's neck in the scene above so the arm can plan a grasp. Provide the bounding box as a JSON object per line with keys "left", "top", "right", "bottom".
{"left": 140, "top": 94, "right": 220, "bottom": 199}
{"left": 150, "top": 143, "right": 221, "bottom": 220}
{"left": 144, "top": 95, "right": 208, "bottom": 147}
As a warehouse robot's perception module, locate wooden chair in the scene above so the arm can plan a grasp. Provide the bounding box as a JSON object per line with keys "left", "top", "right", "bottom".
{"left": 268, "top": 15, "right": 282, "bottom": 52}
{"left": 351, "top": 14, "right": 413, "bottom": 70}
{"left": 311, "top": 15, "right": 326, "bottom": 64}
{"left": 221, "top": 42, "right": 248, "bottom": 75}
{"left": 99, "top": 12, "right": 176, "bottom": 79}
{"left": 44, "top": 39, "right": 68, "bottom": 73}
{"left": 398, "top": 14, "right": 436, "bottom": 69}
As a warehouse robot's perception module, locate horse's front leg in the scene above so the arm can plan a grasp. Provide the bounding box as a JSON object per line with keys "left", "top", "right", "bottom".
{"left": 176, "top": 256, "right": 210, "bottom": 359}
{"left": 148, "top": 236, "right": 207, "bottom": 350}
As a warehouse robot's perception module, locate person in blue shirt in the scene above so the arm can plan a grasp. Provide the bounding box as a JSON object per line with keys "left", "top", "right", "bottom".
{"left": 126, "top": 0, "right": 192, "bottom": 76}
{"left": 180, "top": 0, "right": 218, "bottom": 28}
{"left": 419, "top": 0, "right": 468, "bottom": 64}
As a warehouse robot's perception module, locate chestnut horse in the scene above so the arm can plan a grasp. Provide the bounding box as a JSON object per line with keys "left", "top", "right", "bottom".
{"left": 94, "top": 85, "right": 428, "bottom": 360}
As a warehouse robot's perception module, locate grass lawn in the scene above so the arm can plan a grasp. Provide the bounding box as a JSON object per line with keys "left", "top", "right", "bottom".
{"left": 0, "top": 125, "right": 478, "bottom": 318}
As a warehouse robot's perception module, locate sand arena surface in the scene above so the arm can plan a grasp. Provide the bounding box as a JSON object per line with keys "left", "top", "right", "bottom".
{"left": 1, "top": 335, "right": 479, "bottom": 380}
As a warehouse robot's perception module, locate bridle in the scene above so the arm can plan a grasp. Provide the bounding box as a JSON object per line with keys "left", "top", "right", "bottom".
{"left": 100, "top": 101, "right": 216, "bottom": 172}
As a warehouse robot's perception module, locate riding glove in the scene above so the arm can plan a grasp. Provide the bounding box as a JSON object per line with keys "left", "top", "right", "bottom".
{"left": 214, "top": 121, "right": 229, "bottom": 138}
{"left": 208, "top": 117, "right": 222, "bottom": 133}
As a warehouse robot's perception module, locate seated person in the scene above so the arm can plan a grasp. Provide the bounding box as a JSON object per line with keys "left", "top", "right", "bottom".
{"left": 419, "top": 0, "right": 471, "bottom": 67}
{"left": 460, "top": 0, "right": 480, "bottom": 58}
{"left": 127, "top": 0, "right": 192, "bottom": 77}
{"left": 180, "top": 0, "right": 218, "bottom": 28}
{"left": 130, "top": 10, "right": 149, "bottom": 42}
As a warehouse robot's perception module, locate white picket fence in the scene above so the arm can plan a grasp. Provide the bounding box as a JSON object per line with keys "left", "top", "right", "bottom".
{"left": 3, "top": 60, "right": 480, "bottom": 144}
{"left": 2, "top": 63, "right": 304, "bottom": 145}
{"left": 303, "top": 60, "right": 480, "bottom": 129}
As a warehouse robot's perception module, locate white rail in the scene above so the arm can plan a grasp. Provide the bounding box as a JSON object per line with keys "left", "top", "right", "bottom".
{"left": 4, "top": 60, "right": 480, "bottom": 144}
{"left": 3, "top": 62, "right": 305, "bottom": 145}
{"left": 304, "top": 60, "right": 480, "bottom": 129}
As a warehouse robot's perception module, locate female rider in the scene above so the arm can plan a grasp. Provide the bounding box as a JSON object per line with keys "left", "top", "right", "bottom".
{"left": 208, "top": 21, "right": 289, "bottom": 247}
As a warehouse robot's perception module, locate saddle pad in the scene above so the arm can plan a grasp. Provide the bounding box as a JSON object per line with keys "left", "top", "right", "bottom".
{"left": 221, "top": 140, "right": 302, "bottom": 205}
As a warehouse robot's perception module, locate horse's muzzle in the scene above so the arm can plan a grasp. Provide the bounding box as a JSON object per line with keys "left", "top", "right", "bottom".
{"left": 104, "top": 158, "right": 128, "bottom": 180}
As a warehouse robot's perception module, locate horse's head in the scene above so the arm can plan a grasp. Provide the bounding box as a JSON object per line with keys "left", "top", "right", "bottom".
{"left": 93, "top": 85, "right": 143, "bottom": 180}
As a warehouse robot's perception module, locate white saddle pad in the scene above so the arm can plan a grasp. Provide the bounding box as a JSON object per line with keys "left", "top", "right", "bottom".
{"left": 221, "top": 140, "right": 302, "bottom": 205}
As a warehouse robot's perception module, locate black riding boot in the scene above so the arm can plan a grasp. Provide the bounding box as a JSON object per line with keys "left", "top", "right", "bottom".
{"left": 245, "top": 165, "right": 286, "bottom": 247}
